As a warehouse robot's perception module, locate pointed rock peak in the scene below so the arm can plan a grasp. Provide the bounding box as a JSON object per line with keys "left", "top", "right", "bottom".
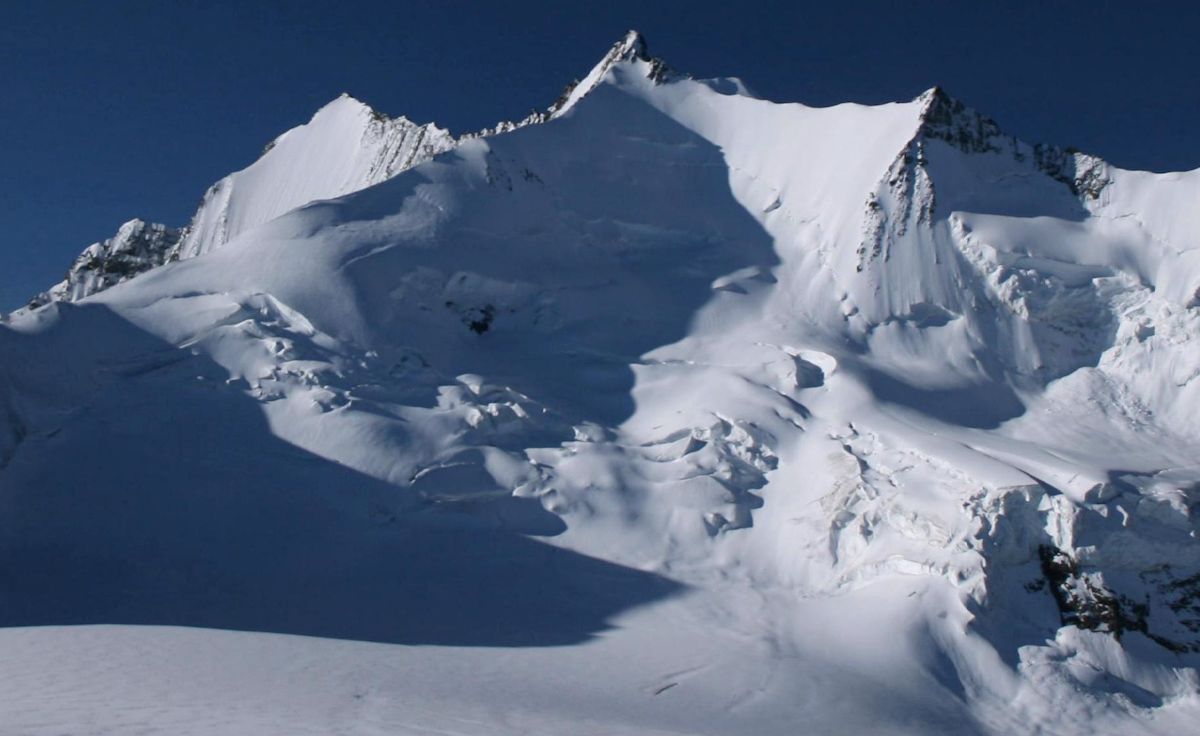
{"left": 593, "top": 29, "right": 669, "bottom": 81}
{"left": 612, "top": 29, "right": 652, "bottom": 63}
{"left": 546, "top": 30, "right": 672, "bottom": 119}
{"left": 909, "top": 87, "right": 1110, "bottom": 198}
{"left": 464, "top": 30, "right": 675, "bottom": 136}
{"left": 915, "top": 85, "right": 948, "bottom": 110}
{"left": 913, "top": 86, "right": 1004, "bottom": 154}
{"left": 916, "top": 86, "right": 975, "bottom": 126}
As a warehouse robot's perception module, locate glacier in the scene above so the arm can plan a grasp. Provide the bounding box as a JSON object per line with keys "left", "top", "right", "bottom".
{"left": 2, "top": 31, "right": 1199, "bottom": 735}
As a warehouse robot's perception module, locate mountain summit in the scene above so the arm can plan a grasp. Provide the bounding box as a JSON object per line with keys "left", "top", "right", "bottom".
{"left": 3, "top": 31, "right": 1200, "bottom": 736}
{"left": 17, "top": 30, "right": 676, "bottom": 313}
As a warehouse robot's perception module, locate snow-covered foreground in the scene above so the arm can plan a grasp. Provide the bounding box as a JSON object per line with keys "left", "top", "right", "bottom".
{"left": 0, "top": 590, "right": 983, "bottom": 736}
{"left": 3, "top": 33, "right": 1200, "bottom": 734}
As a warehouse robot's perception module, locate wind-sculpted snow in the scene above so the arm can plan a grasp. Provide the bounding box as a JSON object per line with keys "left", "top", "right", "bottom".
{"left": 3, "top": 31, "right": 1200, "bottom": 736}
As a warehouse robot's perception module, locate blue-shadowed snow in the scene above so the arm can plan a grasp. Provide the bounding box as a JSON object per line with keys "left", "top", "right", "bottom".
{"left": 3, "top": 31, "right": 1200, "bottom": 736}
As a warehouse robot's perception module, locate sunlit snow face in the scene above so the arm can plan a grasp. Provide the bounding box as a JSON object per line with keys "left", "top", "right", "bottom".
{"left": 5, "top": 33, "right": 1200, "bottom": 736}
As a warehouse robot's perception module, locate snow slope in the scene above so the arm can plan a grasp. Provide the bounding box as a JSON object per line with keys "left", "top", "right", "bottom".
{"left": 15, "top": 34, "right": 667, "bottom": 314}
{"left": 3, "top": 31, "right": 1200, "bottom": 735}
{"left": 176, "top": 94, "right": 456, "bottom": 260}
{"left": 14, "top": 95, "right": 455, "bottom": 312}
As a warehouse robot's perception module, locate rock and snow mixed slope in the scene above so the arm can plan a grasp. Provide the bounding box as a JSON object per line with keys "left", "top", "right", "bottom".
{"left": 24, "top": 218, "right": 184, "bottom": 309}
{"left": 15, "top": 33, "right": 662, "bottom": 313}
{"left": 20, "top": 94, "right": 455, "bottom": 310}
{"left": 3, "top": 32, "right": 1200, "bottom": 736}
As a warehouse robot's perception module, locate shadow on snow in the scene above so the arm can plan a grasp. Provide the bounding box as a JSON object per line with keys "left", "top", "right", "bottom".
{"left": 0, "top": 305, "right": 681, "bottom": 647}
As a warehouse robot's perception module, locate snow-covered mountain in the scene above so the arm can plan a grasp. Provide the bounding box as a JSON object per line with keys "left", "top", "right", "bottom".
{"left": 175, "top": 94, "right": 456, "bottom": 261}
{"left": 3, "top": 31, "right": 1200, "bottom": 736}
{"left": 24, "top": 218, "right": 184, "bottom": 308}
{"left": 18, "top": 96, "right": 455, "bottom": 311}
{"left": 15, "top": 33, "right": 662, "bottom": 313}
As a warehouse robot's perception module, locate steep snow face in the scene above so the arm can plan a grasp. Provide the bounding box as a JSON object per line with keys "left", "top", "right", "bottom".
{"left": 12, "top": 96, "right": 454, "bottom": 314}
{"left": 176, "top": 94, "right": 455, "bottom": 259}
{"left": 4, "top": 32, "right": 1200, "bottom": 736}
{"left": 20, "top": 42, "right": 668, "bottom": 312}
{"left": 21, "top": 33, "right": 679, "bottom": 313}
{"left": 22, "top": 219, "right": 182, "bottom": 309}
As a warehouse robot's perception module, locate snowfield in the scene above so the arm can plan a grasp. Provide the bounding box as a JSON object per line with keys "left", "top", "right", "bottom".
{"left": 2, "top": 31, "right": 1200, "bottom": 735}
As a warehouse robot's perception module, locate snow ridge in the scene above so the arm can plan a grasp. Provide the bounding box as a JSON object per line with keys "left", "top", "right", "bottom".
{"left": 546, "top": 30, "right": 671, "bottom": 119}
{"left": 173, "top": 94, "right": 456, "bottom": 260}
{"left": 464, "top": 30, "right": 671, "bottom": 138}
{"left": 5, "top": 30, "right": 1200, "bottom": 736}
{"left": 18, "top": 32, "right": 676, "bottom": 314}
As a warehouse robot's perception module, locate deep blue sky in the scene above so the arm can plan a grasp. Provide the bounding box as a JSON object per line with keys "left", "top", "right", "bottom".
{"left": 3, "top": 1, "right": 1197, "bottom": 309}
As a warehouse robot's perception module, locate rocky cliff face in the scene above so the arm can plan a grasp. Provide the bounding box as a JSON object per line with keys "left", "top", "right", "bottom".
{"left": 24, "top": 219, "right": 183, "bottom": 309}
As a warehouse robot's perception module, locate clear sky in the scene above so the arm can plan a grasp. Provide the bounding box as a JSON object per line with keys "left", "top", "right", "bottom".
{"left": 2, "top": 1, "right": 1197, "bottom": 310}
